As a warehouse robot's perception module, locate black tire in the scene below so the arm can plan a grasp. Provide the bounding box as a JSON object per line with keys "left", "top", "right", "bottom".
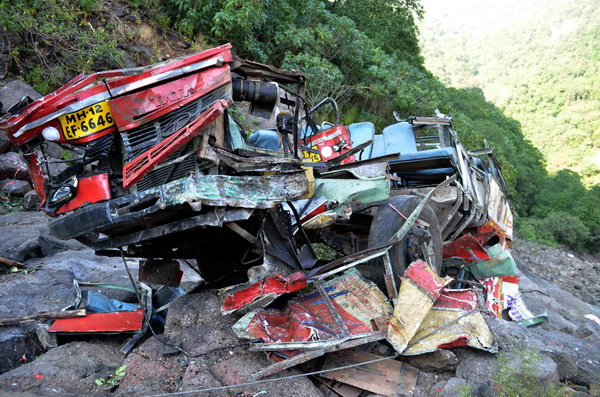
{"left": 361, "top": 195, "right": 442, "bottom": 292}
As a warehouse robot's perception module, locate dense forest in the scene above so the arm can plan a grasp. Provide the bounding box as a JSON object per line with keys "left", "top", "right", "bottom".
{"left": 420, "top": 0, "right": 600, "bottom": 186}
{"left": 1, "top": 0, "right": 599, "bottom": 251}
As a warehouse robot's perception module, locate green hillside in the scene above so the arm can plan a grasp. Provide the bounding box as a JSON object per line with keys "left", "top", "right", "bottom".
{"left": 419, "top": 0, "right": 600, "bottom": 186}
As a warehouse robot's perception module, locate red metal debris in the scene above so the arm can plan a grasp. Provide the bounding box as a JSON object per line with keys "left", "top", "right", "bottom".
{"left": 123, "top": 99, "right": 228, "bottom": 188}
{"left": 56, "top": 173, "right": 111, "bottom": 214}
{"left": 234, "top": 270, "right": 391, "bottom": 358}
{"left": 48, "top": 310, "right": 144, "bottom": 333}
{"left": 221, "top": 272, "right": 307, "bottom": 314}
{"left": 442, "top": 234, "right": 490, "bottom": 262}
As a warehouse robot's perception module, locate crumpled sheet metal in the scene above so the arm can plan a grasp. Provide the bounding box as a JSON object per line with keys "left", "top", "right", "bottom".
{"left": 442, "top": 233, "right": 490, "bottom": 263}
{"left": 233, "top": 269, "right": 392, "bottom": 354}
{"left": 483, "top": 275, "right": 547, "bottom": 326}
{"left": 387, "top": 260, "right": 452, "bottom": 353}
{"left": 403, "top": 289, "right": 496, "bottom": 355}
{"left": 468, "top": 243, "right": 518, "bottom": 280}
{"left": 161, "top": 171, "right": 309, "bottom": 209}
{"left": 221, "top": 272, "right": 307, "bottom": 315}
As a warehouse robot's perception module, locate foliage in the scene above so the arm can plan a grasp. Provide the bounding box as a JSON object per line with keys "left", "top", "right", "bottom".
{"left": 420, "top": 1, "right": 600, "bottom": 185}
{"left": 95, "top": 365, "right": 126, "bottom": 388}
{"left": 491, "top": 346, "right": 569, "bottom": 397}
{"left": 312, "top": 243, "right": 343, "bottom": 261}
{"left": 0, "top": 193, "right": 23, "bottom": 214}
{"left": 0, "top": 0, "right": 120, "bottom": 94}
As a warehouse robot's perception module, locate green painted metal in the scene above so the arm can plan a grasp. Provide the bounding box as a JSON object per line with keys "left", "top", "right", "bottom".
{"left": 469, "top": 244, "right": 519, "bottom": 280}
{"left": 314, "top": 178, "right": 390, "bottom": 210}
{"left": 155, "top": 171, "right": 309, "bottom": 209}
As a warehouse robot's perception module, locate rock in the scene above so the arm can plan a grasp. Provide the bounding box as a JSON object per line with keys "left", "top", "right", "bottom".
{"left": 0, "top": 152, "right": 29, "bottom": 180}
{"left": 574, "top": 323, "right": 595, "bottom": 339}
{"left": 125, "top": 45, "right": 153, "bottom": 63}
{"left": 413, "top": 370, "right": 453, "bottom": 397}
{"left": 178, "top": 360, "right": 229, "bottom": 397}
{"left": 0, "top": 212, "right": 84, "bottom": 263}
{"left": 486, "top": 316, "right": 600, "bottom": 388}
{"left": 0, "top": 269, "right": 76, "bottom": 373}
{"left": 512, "top": 240, "right": 600, "bottom": 305}
{"left": 0, "top": 327, "right": 42, "bottom": 375}
{"left": 164, "top": 291, "right": 322, "bottom": 396}
{"left": 34, "top": 324, "right": 57, "bottom": 350}
{"left": 435, "top": 377, "right": 471, "bottom": 397}
{"left": 21, "top": 190, "right": 41, "bottom": 211}
{"left": 0, "top": 341, "right": 123, "bottom": 395}
{"left": 120, "top": 51, "right": 138, "bottom": 68}
{"left": 0, "top": 131, "right": 10, "bottom": 154}
{"left": 454, "top": 349, "right": 497, "bottom": 389}
{"left": 409, "top": 349, "right": 458, "bottom": 372}
{"left": 1, "top": 179, "right": 32, "bottom": 196}
{"left": 0, "top": 80, "right": 42, "bottom": 112}
{"left": 546, "top": 350, "right": 578, "bottom": 381}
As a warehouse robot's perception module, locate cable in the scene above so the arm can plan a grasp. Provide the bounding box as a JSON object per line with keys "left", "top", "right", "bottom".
{"left": 149, "top": 352, "right": 402, "bottom": 396}
{"left": 117, "top": 247, "right": 260, "bottom": 358}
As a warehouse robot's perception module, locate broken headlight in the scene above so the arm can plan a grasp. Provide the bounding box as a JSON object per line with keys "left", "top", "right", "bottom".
{"left": 48, "top": 176, "right": 78, "bottom": 205}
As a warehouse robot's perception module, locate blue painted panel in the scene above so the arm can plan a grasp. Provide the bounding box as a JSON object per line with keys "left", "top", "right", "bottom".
{"left": 249, "top": 129, "right": 279, "bottom": 151}
{"left": 382, "top": 122, "right": 417, "bottom": 155}
{"left": 371, "top": 135, "right": 386, "bottom": 158}
{"left": 348, "top": 122, "right": 375, "bottom": 160}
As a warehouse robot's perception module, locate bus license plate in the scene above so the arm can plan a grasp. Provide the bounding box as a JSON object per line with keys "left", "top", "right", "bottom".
{"left": 58, "top": 101, "right": 115, "bottom": 140}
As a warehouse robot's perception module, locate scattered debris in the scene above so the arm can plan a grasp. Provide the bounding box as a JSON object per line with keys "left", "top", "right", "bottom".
{"left": 221, "top": 272, "right": 307, "bottom": 315}
{"left": 388, "top": 260, "right": 452, "bottom": 354}
{"left": 0, "top": 309, "right": 86, "bottom": 326}
{"left": 0, "top": 256, "right": 24, "bottom": 269}
{"left": 233, "top": 269, "right": 391, "bottom": 352}
{"left": 320, "top": 349, "right": 419, "bottom": 396}
{"left": 49, "top": 311, "right": 144, "bottom": 333}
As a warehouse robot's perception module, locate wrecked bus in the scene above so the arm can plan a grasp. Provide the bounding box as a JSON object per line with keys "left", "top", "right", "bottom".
{"left": 0, "top": 44, "right": 512, "bottom": 291}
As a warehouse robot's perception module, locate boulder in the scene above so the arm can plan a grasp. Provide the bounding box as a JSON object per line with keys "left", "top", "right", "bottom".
{"left": 1, "top": 179, "right": 32, "bottom": 196}
{"left": 0, "top": 341, "right": 123, "bottom": 395}
{"left": 0, "top": 131, "right": 10, "bottom": 154}
{"left": 409, "top": 349, "right": 459, "bottom": 372}
{"left": 486, "top": 316, "right": 600, "bottom": 388}
{"left": 0, "top": 152, "right": 29, "bottom": 180}
{"left": 22, "top": 190, "right": 41, "bottom": 211}
{"left": 0, "top": 80, "right": 42, "bottom": 111}
{"left": 0, "top": 269, "right": 76, "bottom": 373}
{"left": 0, "top": 212, "right": 84, "bottom": 263}
{"left": 433, "top": 377, "right": 471, "bottom": 397}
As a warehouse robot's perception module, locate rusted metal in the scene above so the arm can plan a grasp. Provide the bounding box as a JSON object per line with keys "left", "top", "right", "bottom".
{"left": 403, "top": 289, "right": 496, "bottom": 355}
{"left": 233, "top": 269, "right": 392, "bottom": 357}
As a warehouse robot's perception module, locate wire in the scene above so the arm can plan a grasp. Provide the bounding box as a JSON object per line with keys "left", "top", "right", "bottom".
{"left": 117, "top": 247, "right": 259, "bottom": 358}
{"left": 149, "top": 352, "right": 402, "bottom": 397}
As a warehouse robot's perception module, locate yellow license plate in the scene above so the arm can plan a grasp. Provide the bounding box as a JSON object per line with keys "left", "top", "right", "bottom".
{"left": 58, "top": 101, "right": 115, "bottom": 141}
{"left": 302, "top": 146, "right": 322, "bottom": 162}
